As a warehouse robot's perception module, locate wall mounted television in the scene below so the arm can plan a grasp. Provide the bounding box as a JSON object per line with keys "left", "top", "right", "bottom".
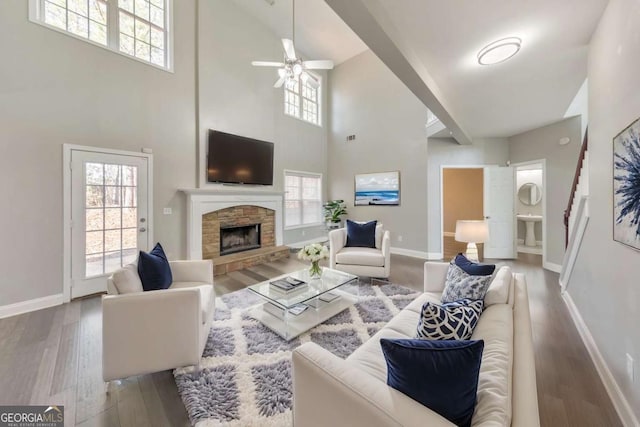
{"left": 207, "top": 130, "right": 274, "bottom": 185}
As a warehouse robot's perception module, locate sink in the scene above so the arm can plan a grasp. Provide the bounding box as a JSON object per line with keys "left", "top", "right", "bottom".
{"left": 516, "top": 214, "right": 542, "bottom": 222}
{"left": 517, "top": 215, "right": 542, "bottom": 247}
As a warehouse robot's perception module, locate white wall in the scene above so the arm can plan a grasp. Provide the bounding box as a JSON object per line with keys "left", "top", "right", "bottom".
{"left": 0, "top": 0, "right": 329, "bottom": 308}
{"left": 569, "top": 0, "right": 640, "bottom": 419}
{"left": 197, "top": 0, "right": 329, "bottom": 245}
{"left": 0, "top": 1, "right": 197, "bottom": 306}
{"left": 509, "top": 117, "right": 581, "bottom": 266}
{"left": 327, "top": 50, "right": 430, "bottom": 254}
{"left": 515, "top": 168, "right": 543, "bottom": 241}
{"left": 426, "top": 138, "right": 510, "bottom": 257}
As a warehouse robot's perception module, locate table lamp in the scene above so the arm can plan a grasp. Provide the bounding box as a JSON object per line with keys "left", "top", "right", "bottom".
{"left": 454, "top": 220, "right": 489, "bottom": 262}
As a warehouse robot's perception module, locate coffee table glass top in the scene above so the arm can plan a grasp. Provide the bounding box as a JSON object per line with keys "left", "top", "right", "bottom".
{"left": 247, "top": 268, "right": 358, "bottom": 309}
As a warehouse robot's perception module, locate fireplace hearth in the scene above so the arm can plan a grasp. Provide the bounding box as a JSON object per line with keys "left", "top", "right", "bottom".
{"left": 220, "top": 224, "right": 261, "bottom": 256}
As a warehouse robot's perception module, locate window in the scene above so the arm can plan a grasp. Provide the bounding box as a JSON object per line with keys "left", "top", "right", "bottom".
{"left": 29, "top": 0, "right": 172, "bottom": 70}
{"left": 284, "top": 77, "right": 321, "bottom": 126}
{"left": 285, "top": 171, "right": 322, "bottom": 228}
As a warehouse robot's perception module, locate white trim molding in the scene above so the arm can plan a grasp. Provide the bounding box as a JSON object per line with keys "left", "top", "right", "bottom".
{"left": 562, "top": 292, "right": 639, "bottom": 427}
{"left": 390, "top": 247, "right": 429, "bottom": 259}
{"left": 181, "top": 188, "right": 285, "bottom": 260}
{"left": 543, "top": 262, "right": 562, "bottom": 273}
{"left": 0, "top": 294, "right": 64, "bottom": 319}
{"left": 287, "top": 236, "right": 329, "bottom": 249}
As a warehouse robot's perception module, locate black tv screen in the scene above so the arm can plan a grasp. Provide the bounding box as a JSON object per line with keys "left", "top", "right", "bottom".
{"left": 207, "top": 130, "right": 274, "bottom": 185}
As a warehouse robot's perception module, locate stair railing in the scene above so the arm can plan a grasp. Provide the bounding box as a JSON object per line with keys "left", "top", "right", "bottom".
{"left": 564, "top": 129, "right": 589, "bottom": 248}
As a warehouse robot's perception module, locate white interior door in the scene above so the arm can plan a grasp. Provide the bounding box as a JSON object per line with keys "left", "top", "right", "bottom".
{"left": 70, "top": 149, "right": 150, "bottom": 299}
{"left": 483, "top": 166, "right": 516, "bottom": 259}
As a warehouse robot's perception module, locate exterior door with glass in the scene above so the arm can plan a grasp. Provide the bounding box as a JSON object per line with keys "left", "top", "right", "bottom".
{"left": 69, "top": 149, "right": 150, "bottom": 299}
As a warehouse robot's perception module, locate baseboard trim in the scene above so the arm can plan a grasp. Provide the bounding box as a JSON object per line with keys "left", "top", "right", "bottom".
{"left": 0, "top": 294, "right": 64, "bottom": 319}
{"left": 390, "top": 247, "right": 429, "bottom": 259}
{"left": 287, "top": 236, "right": 329, "bottom": 248}
{"left": 562, "top": 291, "right": 639, "bottom": 427}
{"left": 543, "top": 261, "right": 562, "bottom": 273}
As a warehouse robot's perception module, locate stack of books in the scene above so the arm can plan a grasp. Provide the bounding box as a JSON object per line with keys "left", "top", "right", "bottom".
{"left": 269, "top": 276, "right": 308, "bottom": 295}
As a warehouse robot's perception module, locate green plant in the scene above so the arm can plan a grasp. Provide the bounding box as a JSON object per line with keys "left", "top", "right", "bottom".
{"left": 323, "top": 200, "right": 347, "bottom": 223}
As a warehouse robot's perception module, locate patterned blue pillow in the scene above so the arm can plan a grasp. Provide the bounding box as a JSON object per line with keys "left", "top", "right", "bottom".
{"left": 416, "top": 299, "right": 483, "bottom": 340}
{"left": 441, "top": 263, "right": 493, "bottom": 303}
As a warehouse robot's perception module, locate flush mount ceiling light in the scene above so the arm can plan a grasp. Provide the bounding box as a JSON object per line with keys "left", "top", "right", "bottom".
{"left": 477, "top": 37, "right": 522, "bottom": 65}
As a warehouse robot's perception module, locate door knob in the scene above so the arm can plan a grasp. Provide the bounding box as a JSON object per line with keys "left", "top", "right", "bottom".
{"left": 485, "top": 216, "right": 490, "bottom": 219}
{"left": 140, "top": 218, "right": 146, "bottom": 223}
{"left": 139, "top": 227, "right": 147, "bottom": 232}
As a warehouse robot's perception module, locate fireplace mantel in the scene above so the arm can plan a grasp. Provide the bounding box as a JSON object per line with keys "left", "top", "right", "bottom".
{"left": 180, "top": 188, "right": 284, "bottom": 260}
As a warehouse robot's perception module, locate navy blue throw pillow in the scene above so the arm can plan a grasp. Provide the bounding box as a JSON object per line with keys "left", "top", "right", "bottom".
{"left": 454, "top": 253, "right": 495, "bottom": 276}
{"left": 380, "top": 338, "right": 484, "bottom": 427}
{"left": 138, "top": 243, "right": 173, "bottom": 291}
{"left": 345, "top": 220, "right": 377, "bottom": 248}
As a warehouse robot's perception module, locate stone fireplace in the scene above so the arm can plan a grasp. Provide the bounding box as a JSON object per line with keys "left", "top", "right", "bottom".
{"left": 182, "top": 189, "right": 289, "bottom": 275}
{"left": 202, "top": 205, "right": 275, "bottom": 259}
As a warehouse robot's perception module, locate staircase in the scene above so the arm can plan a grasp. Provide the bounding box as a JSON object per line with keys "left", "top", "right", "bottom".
{"left": 560, "top": 130, "right": 589, "bottom": 291}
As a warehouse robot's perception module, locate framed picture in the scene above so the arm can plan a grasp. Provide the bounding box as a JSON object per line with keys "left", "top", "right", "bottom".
{"left": 354, "top": 171, "right": 400, "bottom": 206}
{"left": 613, "top": 117, "right": 640, "bottom": 250}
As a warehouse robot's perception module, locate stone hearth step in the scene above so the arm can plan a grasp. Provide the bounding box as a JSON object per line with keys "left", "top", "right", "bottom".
{"left": 211, "top": 245, "right": 290, "bottom": 276}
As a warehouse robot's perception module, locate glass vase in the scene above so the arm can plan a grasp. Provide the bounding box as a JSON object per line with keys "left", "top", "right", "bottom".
{"left": 309, "top": 261, "right": 322, "bottom": 279}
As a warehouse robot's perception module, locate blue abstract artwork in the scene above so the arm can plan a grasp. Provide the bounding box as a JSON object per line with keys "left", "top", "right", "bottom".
{"left": 354, "top": 171, "right": 400, "bottom": 206}
{"left": 614, "top": 117, "right": 640, "bottom": 250}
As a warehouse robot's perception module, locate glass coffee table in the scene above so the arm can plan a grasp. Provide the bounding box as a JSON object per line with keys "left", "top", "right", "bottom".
{"left": 247, "top": 268, "right": 359, "bottom": 341}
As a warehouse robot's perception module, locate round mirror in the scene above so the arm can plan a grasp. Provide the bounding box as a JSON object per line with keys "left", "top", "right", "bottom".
{"left": 518, "top": 182, "right": 542, "bottom": 206}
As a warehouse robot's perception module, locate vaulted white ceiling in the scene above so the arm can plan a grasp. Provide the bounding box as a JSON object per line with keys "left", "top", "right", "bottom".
{"left": 234, "top": 0, "right": 608, "bottom": 139}
{"left": 232, "top": 0, "right": 367, "bottom": 65}
{"left": 373, "top": 0, "right": 608, "bottom": 138}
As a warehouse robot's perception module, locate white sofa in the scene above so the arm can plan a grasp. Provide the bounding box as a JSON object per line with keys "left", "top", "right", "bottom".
{"left": 102, "top": 260, "right": 215, "bottom": 382}
{"left": 329, "top": 225, "right": 391, "bottom": 278}
{"left": 292, "top": 262, "right": 539, "bottom": 427}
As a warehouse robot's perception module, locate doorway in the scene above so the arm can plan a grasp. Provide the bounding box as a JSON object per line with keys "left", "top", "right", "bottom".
{"left": 63, "top": 145, "right": 153, "bottom": 301}
{"left": 440, "top": 165, "right": 516, "bottom": 261}
{"left": 513, "top": 160, "right": 546, "bottom": 266}
{"left": 441, "top": 168, "right": 485, "bottom": 260}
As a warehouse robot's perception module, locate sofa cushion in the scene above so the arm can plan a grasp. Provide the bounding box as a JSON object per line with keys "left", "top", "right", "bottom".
{"left": 335, "top": 247, "right": 385, "bottom": 267}
{"left": 404, "top": 292, "right": 442, "bottom": 314}
{"left": 454, "top": 253, "right": 496, "bottom": 276}
{"left": 347, "top": 328, "right": 408, "bottom": 383}
{"left": 381, "top": 338, "right": 484, "bottom": 427}
{"left": 111, "top": 263, "right": 143, "bottom": 294}
{"left": 441, "top": 263, "right": 493, "bottom": 303}
{"left": 345, "top": 220, "right": 377, "bottom": 248}
{"left": 138, "top": 243, "right": 173, "bottom": 291}
{"left": 470, "top": 304, "right": 514, "bottom": 426}
{"left": 416, "top": 299, "right": 483, "bottom": 340}
{"left": 484, "top": 266, "right": 512, "bottom": 307}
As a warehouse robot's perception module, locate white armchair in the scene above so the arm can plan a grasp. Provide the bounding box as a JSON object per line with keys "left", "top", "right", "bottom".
{"left": 102, "top": 259, "right": 214, "bottom": 382}
{"left": 329, "top": 226, "right": 391, "bottom": 278}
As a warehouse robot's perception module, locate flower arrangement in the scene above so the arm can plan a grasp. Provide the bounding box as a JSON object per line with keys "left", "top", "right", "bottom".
{"left": 297, "top": 243, "right": 329, "bottom": 278}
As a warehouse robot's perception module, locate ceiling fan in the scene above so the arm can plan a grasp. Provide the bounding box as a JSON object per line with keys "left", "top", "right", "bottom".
{"left": 251, "top": 0, "right": 334, "bottom": 89}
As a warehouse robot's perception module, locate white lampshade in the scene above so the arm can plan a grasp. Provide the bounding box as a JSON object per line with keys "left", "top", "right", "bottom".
{"left": 455, "top": 220, "right": 489, "bottom": 243}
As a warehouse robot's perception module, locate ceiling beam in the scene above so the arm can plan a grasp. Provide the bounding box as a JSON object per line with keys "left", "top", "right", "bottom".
{"left": 324, "top": 0, "right": 472, "bottom": 145}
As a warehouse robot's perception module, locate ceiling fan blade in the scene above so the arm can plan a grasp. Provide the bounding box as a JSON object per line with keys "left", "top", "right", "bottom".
{"left": 302, "top": 60, "right": 334, "bottom": 70}
{"left": 302, "top": 71, "right": 320, "bottom": 89}
{"left": 252, "top": 61, "right": 285, "bottom": 67}
{"left": 274, "top": 75, "right": 287, "bottom": 88}
{"left": 282, "top": 38, "right": 296, "bottom": 60}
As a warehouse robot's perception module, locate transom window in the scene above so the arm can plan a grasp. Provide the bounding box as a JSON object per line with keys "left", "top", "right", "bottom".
{"left": 285, "top": 171, "right": 323, "bottom": 228}
{"left": 284, "top": 77, "right": 321, "bottom": 126}
{"left": 29, "top": 0, "right": 172, "bottom": 70}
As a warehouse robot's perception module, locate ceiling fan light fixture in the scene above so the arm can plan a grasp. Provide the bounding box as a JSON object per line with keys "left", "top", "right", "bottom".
{"left": 292, "top": 63, "right": 303, "bottom": 76}
{"left": 477, "top": 37, "right": 521, "bottom": 66}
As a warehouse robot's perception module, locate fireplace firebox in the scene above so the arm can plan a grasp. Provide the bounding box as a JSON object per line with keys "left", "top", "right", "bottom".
{"left": 220, "top": 224, "right": 261, "bottom": 256}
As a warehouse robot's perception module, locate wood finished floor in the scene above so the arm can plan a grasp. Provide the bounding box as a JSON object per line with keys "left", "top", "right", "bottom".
{"left": 0, "top": 253, "right": 622, "bottom": 426}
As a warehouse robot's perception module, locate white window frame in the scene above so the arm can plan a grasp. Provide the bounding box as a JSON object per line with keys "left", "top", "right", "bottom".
{"left": 284, "top": 75, "right": 322, "bottom": 127}
{"left": 284, "top": 170, "right": 323, "bottom": 230}
{"left": 28, "top": 0, "right": 174, "bottom": 72}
